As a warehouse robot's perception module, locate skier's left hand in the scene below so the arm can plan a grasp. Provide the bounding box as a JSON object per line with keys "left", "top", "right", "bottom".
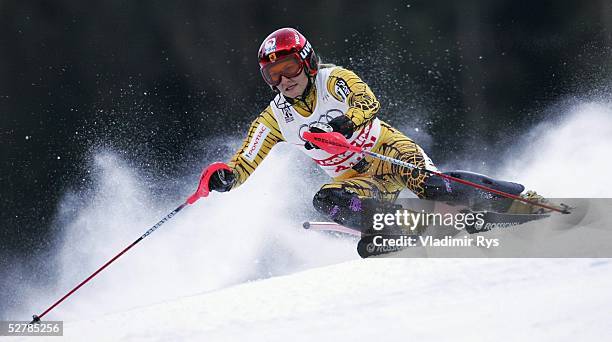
{"left": 328, "top": 115, "right": 355, "bottom": 138}
{"left": 304, "top": 122, "right": 333, "bottom": 150}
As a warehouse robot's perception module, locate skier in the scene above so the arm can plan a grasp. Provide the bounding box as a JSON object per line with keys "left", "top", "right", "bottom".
{"left": 207, "top": 27, "right": 547, "bottom": 231}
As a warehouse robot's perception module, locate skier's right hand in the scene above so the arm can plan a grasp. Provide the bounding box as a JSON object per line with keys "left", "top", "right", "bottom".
{"left": 208, "top": 168, "right": 236, "bottom": 193}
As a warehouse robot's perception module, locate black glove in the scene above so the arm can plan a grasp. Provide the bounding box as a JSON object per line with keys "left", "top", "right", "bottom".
{"left": 328, "top": 115, "right": 355, "bottom": 138}
{"left": 208, "top": 168, "right": 236, "bottom": 193}
{"left": 304, "top": 116, "right": 356, "bottom": 150}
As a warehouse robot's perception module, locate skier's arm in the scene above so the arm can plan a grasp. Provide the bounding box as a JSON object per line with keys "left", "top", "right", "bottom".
{"left": 327, "top": 67, "right": 381, "bottom": 131}
{"left": 224, "top": 106, "right": 284, "bottom": 190}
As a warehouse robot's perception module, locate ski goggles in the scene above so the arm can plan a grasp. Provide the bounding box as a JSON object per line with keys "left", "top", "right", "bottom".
{"left": 260, "top": 53, "right": 304, "bottom": 87}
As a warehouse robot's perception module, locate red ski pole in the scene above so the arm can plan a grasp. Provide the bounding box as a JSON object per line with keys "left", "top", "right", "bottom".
{"left": 29, "top": 162, "right": 231, "bottom": 324}
{"left": 303, "top": 132, "right": 569, "bottom": 214}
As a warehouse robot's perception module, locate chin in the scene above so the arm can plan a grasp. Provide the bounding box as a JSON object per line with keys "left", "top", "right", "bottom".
{"left": 282, "top": 90, "right": 300, "bottom": 98}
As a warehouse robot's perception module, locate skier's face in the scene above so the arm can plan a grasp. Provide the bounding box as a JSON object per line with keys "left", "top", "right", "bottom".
{"left": 277, "top": 70, "right": 308, "bottom": 98}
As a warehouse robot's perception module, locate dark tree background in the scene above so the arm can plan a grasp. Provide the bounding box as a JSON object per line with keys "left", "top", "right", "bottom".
{"left": 1, "top": 1, "right": 611, "bottom": 263}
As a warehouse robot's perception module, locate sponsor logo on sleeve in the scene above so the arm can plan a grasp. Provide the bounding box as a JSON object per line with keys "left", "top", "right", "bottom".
{"left": 334, "top": 78, "right": 350, "bottom": 101}
{"left": 243, "top": 123, "right": 270, "bottom": 162}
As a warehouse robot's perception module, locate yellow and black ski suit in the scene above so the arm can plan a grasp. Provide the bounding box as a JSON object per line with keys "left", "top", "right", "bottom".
{"left": 223, "top": 66, "right": 535, "bottom": 230}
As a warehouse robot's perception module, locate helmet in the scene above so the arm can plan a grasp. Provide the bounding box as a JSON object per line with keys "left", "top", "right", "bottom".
{"left": 258, "top": 28, "right": 318, "bottom": 87}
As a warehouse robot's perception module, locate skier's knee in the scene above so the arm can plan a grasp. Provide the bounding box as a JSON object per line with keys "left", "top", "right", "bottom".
{"left": 313, "top": 187, "right": 353, "bottom": 216}
{"left": 313, "top": 187, "right": 372, "bottom": 231}
{"left": 313, "top": 187, "right": 402, "bottom": 232}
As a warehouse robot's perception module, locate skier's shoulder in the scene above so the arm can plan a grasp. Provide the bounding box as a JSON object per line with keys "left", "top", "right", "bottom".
{"left": 255, "top": 104, "right": 279, "bottom": 126}
{"left": 323, "top": 65, "right": 364, "bottom": 102}
{"left": 326, "top": 65, "right": 360, "bottom": 79}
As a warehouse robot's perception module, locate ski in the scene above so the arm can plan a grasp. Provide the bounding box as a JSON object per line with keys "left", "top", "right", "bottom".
{"left": 464, "top": 211, "right": 550, "bottom": 234}
{"left": 305, "top": 211, "right": 552, "bottom": 258}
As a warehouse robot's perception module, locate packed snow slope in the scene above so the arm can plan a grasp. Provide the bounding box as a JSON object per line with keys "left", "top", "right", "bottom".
{"left": 9, "top": 102, "right": 612, "bottom": 341}
{"left": 26, "top": 259, "right": 612, "bottom": 341}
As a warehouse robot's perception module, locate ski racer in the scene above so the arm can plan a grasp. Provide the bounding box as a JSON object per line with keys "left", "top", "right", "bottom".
{"left": 207, "top": 27, "right": 547, "bottom": 232}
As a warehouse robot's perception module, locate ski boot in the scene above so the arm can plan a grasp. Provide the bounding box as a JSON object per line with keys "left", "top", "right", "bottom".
{"left": 505, "top": 190, "right": 558, "bottom": 214}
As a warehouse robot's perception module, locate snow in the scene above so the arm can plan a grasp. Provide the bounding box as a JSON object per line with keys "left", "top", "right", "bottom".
{"left": 14, "top": 259, "right": 612, "bottom": 341}
{"left": 499, "top": 102, "right": 612, "bottom": 198}
{"left": 6, "top": 101, "right": 612, "bottom": 341}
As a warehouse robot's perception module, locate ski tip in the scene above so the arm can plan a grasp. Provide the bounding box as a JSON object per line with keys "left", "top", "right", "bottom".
{"left": 302, "top": 222, "right": 311, "bottom": 229}
{"left": 559, "top": 203, "right": 574, "bottom": 214}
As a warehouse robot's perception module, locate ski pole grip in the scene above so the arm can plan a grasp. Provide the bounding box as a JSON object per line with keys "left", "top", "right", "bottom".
{"left": 302, "top": 131, "right": 362, "bottom": 154}
{"left": 187, "top": 162, "right": 232, "bottom": 204}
